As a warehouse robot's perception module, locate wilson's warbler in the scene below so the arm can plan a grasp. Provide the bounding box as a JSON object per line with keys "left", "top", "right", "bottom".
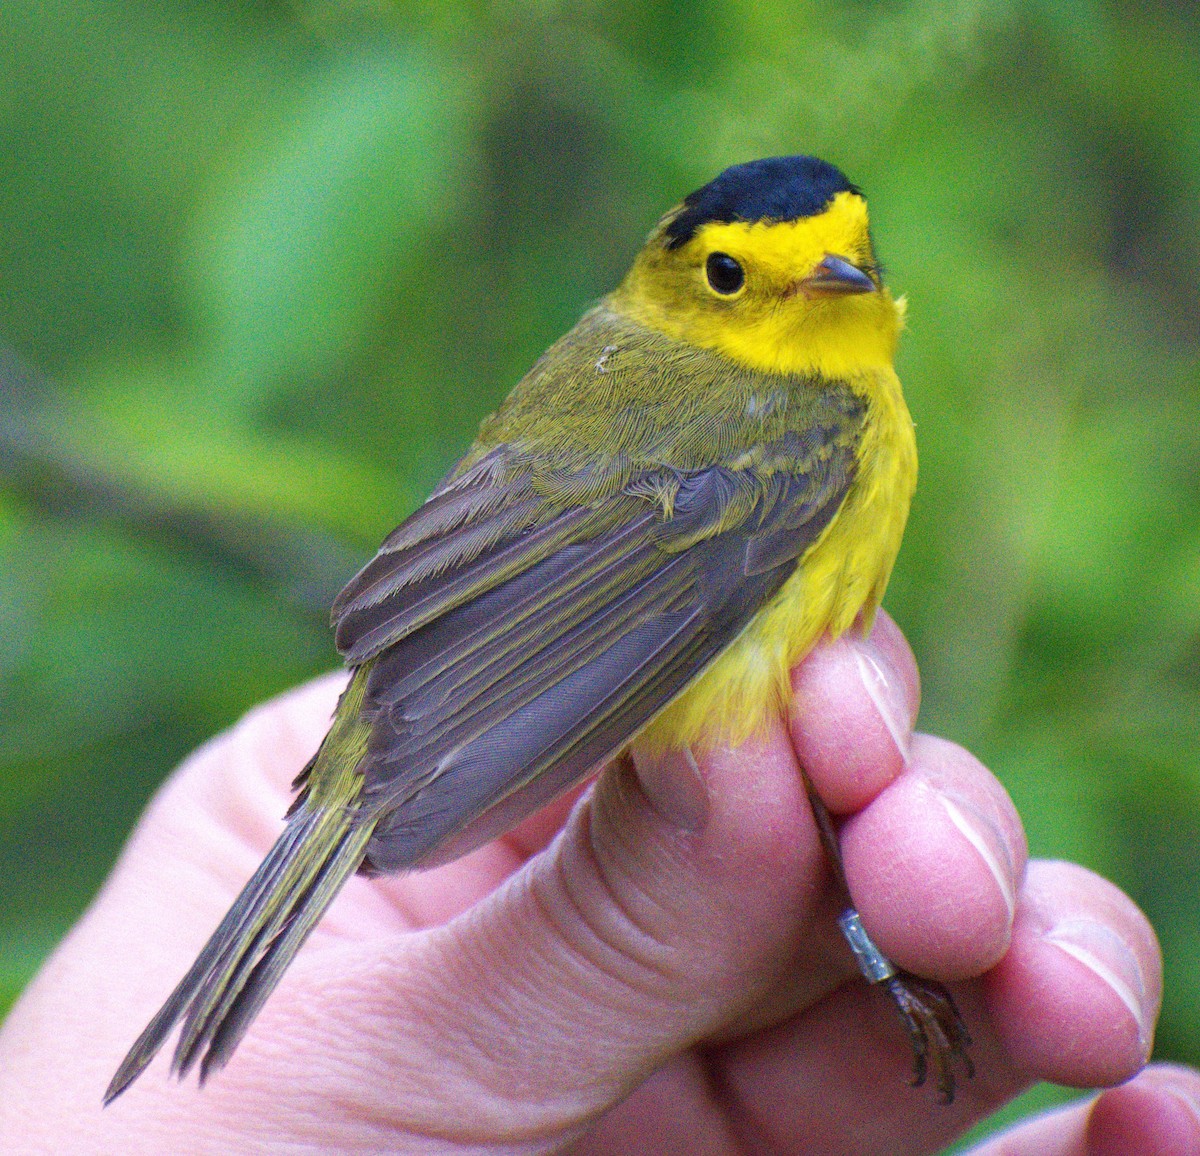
{"left": 106, "top": 155, "right": 972, "bottom": 1104}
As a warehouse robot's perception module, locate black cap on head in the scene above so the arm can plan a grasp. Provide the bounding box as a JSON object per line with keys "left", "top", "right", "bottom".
{"left": 663, "top": 155, "right": 860, "bottom": 250}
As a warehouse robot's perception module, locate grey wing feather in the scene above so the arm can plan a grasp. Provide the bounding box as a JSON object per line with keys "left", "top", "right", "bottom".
{"left": 330, "top": 436, "right": 860, "bottom": 876}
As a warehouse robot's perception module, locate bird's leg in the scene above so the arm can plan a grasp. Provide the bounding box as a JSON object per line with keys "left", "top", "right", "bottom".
{"left": 802, "top": 771, "right": 974, "bottom": 1103}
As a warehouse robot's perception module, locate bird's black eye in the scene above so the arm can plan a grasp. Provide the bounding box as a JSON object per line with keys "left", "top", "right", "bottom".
{"left": 705, "top": 252, "right": 744, "bottom": 295}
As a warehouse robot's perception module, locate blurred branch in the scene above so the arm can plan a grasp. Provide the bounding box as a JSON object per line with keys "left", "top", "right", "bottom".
{"left": 0, "top": 348, "right": 367, "bottom": 617}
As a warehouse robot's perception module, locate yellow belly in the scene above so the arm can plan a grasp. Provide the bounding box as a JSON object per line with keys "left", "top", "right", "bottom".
{"left": 639, "top": 367, "right": 917, "bottom": 753}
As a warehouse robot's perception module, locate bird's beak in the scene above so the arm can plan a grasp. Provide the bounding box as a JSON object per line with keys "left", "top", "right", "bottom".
{"left": 797, "top": 254, "right": 877, "bottom": 299}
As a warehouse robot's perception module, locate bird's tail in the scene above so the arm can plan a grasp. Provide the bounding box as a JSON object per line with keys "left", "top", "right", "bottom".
{"left": 104, "top": 801, "right": 373, "bottom": 1103}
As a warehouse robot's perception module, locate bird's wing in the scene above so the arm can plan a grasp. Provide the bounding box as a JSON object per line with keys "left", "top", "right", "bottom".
{"left": 328, "top": 427, "right": 862, "bottom": 874}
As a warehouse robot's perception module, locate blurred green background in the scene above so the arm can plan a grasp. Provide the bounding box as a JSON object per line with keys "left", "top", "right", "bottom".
{"left": 0, "top": 0, "right": 1196, "bottom": 1143}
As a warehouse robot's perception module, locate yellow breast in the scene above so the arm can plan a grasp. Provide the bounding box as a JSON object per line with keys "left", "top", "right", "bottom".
{"left": 639, "top": 363, "right": 917, "bottom": 753}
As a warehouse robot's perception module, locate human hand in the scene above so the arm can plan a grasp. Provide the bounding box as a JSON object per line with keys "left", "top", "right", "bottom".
{"left": 0, "top": 612, "right": 1192, "bottom": 1154}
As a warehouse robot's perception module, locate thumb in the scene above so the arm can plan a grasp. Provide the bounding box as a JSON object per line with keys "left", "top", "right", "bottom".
{"left": 280, "top": 717, "right": 829, "bottom": 1146}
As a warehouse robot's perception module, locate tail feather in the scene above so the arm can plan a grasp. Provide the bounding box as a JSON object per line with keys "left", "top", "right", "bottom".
{"left": 174, "top": 807, "right": 354, "bottom": 1076}
{"left": 103, "top": 807, "right": 371, "bottom": 1104}
{"left": 197, "top": 822, "right": 372, "bottom": 1081}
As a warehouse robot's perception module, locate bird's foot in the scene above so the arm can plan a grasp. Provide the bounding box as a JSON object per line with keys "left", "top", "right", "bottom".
{"left": 882, "top": 969, "right": 974, "bottom": 1104}
{"left": 837, "top": 907, "right": 973, "bottom": 1103}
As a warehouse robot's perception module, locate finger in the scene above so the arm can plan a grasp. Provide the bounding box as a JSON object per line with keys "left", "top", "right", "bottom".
{"left": 965, "top": 1064, "right": 1200, "bottom": 1156}
{"left": 95, "top": 674, "right": 354, "bottom": 952}
{"left": 194, "top": 715, "right": 830, "bottom": 1146}
{"left": 730, "top": 728, "right": 1030, "bottom": 1040}
{"left": 841, "top": 732, "right": 1027, "bottom": 979}
{"left": 790, "top": 609, "right": 920, "bottom": 814}
{"left": 984, "top": 860, "right": 1161, "bottom": 1087}
{"left": 0, "top": 677, "right": 615, "bottom": 1152}
{"left": 0, "top": 675, "right": 357, "bottom": 1150}
{"left": 134, "top": 673, "right": 569, "bottom": 934}
{"left": 705, "top": 859, "right": 1161, "bottom": 1156}
{"left": 1084, "top": 1064, "right": 1200, "bottom": 1156}
{"left": 498, "top": 777, "right": 598, "bottom": 860}
{"left": 369, "top": 779, "right": 599, "bottom": 932}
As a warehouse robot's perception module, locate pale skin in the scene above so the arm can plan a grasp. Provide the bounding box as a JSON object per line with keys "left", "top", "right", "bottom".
{"left": 0, "top": 612, "right": 1196, "bottom": 1155}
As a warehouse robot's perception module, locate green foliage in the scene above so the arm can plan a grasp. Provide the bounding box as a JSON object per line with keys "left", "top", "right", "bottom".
{"left": 0, "top": 0, "right": 1197, "bottom": 1142}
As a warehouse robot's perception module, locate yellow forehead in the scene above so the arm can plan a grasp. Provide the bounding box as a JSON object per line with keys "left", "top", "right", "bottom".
{"left": 688, "top": 190, "right": 871, "bottom": 278}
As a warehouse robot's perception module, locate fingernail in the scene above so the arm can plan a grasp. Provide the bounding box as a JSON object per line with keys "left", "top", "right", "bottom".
{"left": 1161, "top": 1085, "right": 1200, "bottom": 1128}
{"left": 1156, "top": 1076, "right": 1200, "bottom": 1131}
{"left": 934, "top": 789, "right": 1017, "bottom": 922}
{"left": 630, "top": 744, "right": 710, "bottom": 833}
{"left": 1043, "top": 918, "right": 1154, "bottom": 1055}
{"left": 854, "top": 646, "right": 910, "bottom": 759}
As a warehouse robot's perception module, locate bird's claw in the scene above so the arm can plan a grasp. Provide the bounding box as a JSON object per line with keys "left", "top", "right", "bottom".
{"left": 882, "top": 971, "right": 974, "bottom": 1104}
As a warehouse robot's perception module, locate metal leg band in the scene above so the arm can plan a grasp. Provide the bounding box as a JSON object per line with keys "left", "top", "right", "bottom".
{"left": 837, "top": 908, "right": 896, "bottom": 984}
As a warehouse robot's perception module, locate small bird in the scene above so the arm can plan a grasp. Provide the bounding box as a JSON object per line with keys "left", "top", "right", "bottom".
{"left": 105, "top": 155, "right": 971, "bottom": 1104}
